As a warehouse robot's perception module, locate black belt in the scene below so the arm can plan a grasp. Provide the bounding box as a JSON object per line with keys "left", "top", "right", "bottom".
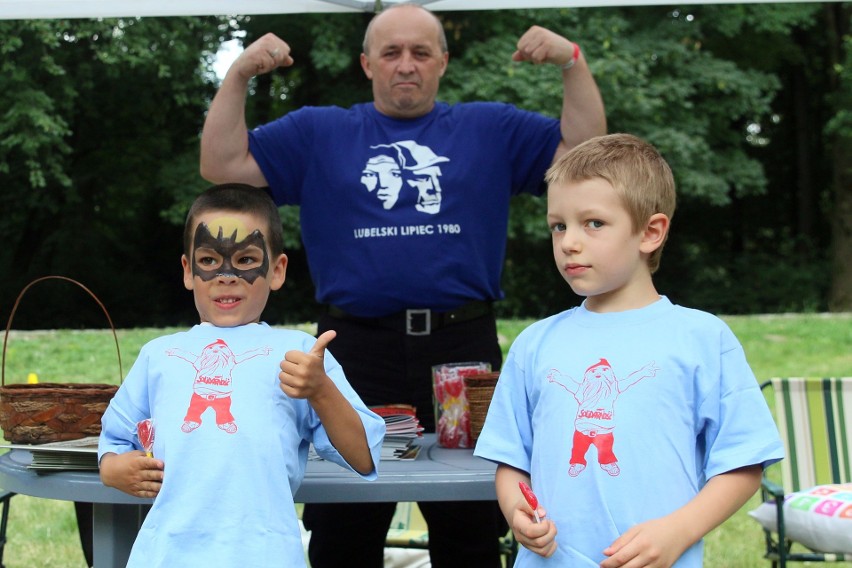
{"left": 325, "top": 300, "right": 493, "bottom": 336}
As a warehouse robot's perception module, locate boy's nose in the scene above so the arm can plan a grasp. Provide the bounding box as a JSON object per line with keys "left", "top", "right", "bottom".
{"left": 560, "top": 229, "right": 581, "bottom": 253}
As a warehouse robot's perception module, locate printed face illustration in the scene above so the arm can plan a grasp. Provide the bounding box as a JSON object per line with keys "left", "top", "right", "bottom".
{"left": 408, "top": 165, "right": 443, "bottom": 214}
{"left": 361, "top": 154, "right": 404, "bottom": 209}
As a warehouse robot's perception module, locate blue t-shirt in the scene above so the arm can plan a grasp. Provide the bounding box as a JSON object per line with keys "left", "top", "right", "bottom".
{"left": 99, "top": 323, "right": 385, "bottom": 568}
{"left": 474, "top": 297, "right": 784, "bottom": 567}
{"left": 248, "top": 101, "right": 561, "bottom": 316}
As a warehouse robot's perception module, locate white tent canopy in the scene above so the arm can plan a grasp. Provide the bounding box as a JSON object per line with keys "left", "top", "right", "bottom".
{"left": 0, "top": 0, "right": 839, "bottom": 20}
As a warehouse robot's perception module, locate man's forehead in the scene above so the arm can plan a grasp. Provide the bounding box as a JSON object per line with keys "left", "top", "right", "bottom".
{"left": 370, "top": 9, "right": 442, "bottom": 50}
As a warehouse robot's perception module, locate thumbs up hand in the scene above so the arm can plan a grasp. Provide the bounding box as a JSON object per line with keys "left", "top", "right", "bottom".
{"left": 279, "top": 330, "right": 337, "bottom": 400}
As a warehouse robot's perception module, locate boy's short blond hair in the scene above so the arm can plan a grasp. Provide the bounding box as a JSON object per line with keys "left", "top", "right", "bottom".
{"left": 545, "top": 133, "right": 676, "bottom": 273}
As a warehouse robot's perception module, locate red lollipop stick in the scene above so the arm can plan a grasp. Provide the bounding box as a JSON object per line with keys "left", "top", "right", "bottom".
{"left": 518, "top": 481, "right": 541, "bottom": 523}
{"left": 137, "top": 419, "right": 155, "bottom": 457}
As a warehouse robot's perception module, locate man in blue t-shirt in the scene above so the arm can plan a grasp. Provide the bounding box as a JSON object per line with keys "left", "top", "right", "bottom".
{"left": 200, "top": 4, "right": 606, "bottom": 567}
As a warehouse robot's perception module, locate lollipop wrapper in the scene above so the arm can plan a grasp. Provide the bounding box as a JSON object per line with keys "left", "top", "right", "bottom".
{"left": 519, "top": 481, "right": 538, "bottom": 509}
{"left": 137, "top": 419, "right": 155, "bottom": 457}
{"left": 431, "top": 361, "right": 490, "bottom": 448}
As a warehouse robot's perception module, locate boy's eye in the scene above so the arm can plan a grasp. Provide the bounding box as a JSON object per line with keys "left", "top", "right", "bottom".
{"left": 549, "top": 222, "right": 566, "bottom": 233}
{"left": 587, "top": 220, "right": 605, "bottom": 229}
{"left": 236, "top": 254, "right": 261, "bottom": 267}
{"left": 197, "top": 255, "right": 219, "bottom": 267}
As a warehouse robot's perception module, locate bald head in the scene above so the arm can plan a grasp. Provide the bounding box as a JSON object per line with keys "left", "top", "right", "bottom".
{"left": 362, "top": 3, "right": 447, "bottom": 55}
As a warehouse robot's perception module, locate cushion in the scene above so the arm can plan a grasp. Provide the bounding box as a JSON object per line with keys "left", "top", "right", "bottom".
{"left": 749, "top": 484, "right": 852, "bottom": 554}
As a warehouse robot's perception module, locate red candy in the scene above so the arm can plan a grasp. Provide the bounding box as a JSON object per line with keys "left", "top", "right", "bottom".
{"left": 519, "top": 481, "right": 538, "bottom": 509}
{"left": 137, "top": 419, "right": 155, "bottom": 456}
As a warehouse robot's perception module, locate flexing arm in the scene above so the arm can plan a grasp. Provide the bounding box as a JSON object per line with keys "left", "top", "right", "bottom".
{"left": 495, "top": 464, "right": 558, "bottom": 558}
{"left": 600, "top": 465, "right": 762, "bottom": 568}
{"left": 513, "top": 26, "right": 607, "bottom": 162}
{"left": 279, "top": 331, "right": 375, "bottom": 475}
{"left": 200, "top": 33, "right": 294, "bottom": 185}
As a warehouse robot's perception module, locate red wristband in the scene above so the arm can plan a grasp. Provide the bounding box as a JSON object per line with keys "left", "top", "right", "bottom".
{"left": 562, "top": 42, "right": 581, "bottom": 70}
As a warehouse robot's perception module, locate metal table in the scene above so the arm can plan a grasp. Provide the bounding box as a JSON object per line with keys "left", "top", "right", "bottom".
{"left": 0, "top": 434, "right": 496, "bottom": 567}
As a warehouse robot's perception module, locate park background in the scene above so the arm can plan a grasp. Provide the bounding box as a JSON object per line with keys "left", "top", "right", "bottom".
{"left": 0, "top": 3, "right": 851, "bottom": 567}
{"left": 1, "top": 3, "right": 851, "bottom": 329}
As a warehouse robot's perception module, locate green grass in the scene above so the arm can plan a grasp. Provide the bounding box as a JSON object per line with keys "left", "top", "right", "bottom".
{"left": 1, "top": 313, "right": 850, "bottom": 567}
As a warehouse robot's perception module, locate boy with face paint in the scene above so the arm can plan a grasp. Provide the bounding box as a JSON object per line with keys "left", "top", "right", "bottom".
{"left": 97, "top": 183, "right": 385, "bottom": 568}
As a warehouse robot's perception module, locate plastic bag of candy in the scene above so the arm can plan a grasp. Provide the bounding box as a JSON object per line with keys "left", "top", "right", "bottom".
{"left": 431, "top": 362, "right": 490, "bottom": 448}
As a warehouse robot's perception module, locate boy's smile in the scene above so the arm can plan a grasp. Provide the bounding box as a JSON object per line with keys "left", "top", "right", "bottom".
{"left": 182, "top": 211, "right": 287, "bottom": 327}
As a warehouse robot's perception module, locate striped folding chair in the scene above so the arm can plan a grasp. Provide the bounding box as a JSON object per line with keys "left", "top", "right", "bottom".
{"left": 758, "top": 377, "right": 852, "bottom": 567}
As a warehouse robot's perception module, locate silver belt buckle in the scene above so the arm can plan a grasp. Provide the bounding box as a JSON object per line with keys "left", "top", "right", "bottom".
{"left": 406, "top": 309, "right": 431, "bottom": 336}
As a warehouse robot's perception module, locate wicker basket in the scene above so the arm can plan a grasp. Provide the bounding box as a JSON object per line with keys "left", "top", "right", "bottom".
{"left": 464, "top": 371, "right": 500, "bottom": 443}
{"left": 0, "top": 276, "right": 122, "bottom": 444}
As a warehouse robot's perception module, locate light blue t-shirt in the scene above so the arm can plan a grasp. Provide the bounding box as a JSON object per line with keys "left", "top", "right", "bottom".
{"left": 99, "top": 323, "right": 385, "bottom": 568}
{"left": 474, "top": 297, "right": 784, "bottom": 567}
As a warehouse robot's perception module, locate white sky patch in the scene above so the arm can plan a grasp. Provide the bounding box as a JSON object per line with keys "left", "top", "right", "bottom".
{"left": 213, "top": 38, "right": 244, "bottom": 80}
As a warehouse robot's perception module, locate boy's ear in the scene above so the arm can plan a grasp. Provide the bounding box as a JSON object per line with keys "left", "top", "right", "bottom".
{"left": 639, "top": 213, "right": 670, "bottom": 254}
{"left": 181, "top": 254, "right": 194, "bottom": 291}
{"left": 269, "top": 253, "right": 288, "bottom": 291}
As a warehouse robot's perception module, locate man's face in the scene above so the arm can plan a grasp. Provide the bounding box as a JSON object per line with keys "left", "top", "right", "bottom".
{"left": 360, "top": 6, "right": 448, "bottom": 119}
{"left": 182, "top": 211, "right": 287, "bottom": 327}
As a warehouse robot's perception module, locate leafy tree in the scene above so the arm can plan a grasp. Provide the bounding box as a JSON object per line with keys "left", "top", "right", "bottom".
{"left": 0, "top": 17, "right": 230, "bottom": 328}
{"left": 435, "top": 5, "right": 845, "bottom": 315}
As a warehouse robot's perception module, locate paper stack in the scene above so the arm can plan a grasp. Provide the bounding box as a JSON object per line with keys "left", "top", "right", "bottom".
{"left": 1, "top": 437, "right": 100, "bottom": 472}
{"left": 371, "top": 404, "right": 423, "bottom": 461}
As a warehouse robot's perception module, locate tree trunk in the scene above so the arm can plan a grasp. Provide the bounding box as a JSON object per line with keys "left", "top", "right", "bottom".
{"left": 827, "top": 4, "right": 852, "bottom": 311}
{"left": 830, "top": 137, "right": 852, "bottom": 311}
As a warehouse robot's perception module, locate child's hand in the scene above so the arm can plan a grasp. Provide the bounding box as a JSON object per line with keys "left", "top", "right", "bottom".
{"left": 600, "top": 516, "right": 688, "bottom": 568}
{"left": 279, "top": 330, "right": 336, "bottom": 400}
{"left": 99, "top": 451, "right": 164, "bottom": 499}
{"left": 511, "top": 496, "right": 558, "bottom": 558}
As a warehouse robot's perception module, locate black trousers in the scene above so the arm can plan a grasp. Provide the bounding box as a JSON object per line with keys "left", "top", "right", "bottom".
{"left": 74, "top": 502, "right": 93, "bottom": 567}
{"left": 303, "top": 311, "right": 506, "bottom": 568}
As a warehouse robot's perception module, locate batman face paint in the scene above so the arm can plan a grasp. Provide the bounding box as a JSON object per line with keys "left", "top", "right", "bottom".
{"left": 192, "top": 218, "right": 270, "bottom": 284}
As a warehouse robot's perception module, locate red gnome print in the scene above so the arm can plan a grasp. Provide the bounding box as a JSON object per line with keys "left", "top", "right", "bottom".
{"left": 547, "top": 358, "right": 659, "bottom": 478}
{"left": 167, "top": 339, "right": 271, "bottom": 434}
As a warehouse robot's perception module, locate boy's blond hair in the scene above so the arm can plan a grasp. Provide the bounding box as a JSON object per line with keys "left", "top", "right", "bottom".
{"left": 545, "top": 133, "right": 676, "bottom": 273}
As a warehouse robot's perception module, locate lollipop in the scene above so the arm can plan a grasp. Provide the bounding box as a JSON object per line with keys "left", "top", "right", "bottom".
{"left": 518, "top": 481, "right": 541, "bottom": 523}
{"left": 137, "top": 419, "right": 155, "bottom": 458}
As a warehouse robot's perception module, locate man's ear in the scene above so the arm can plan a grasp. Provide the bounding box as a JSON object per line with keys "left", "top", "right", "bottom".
{"left": 360, "top": 53, "right": 373, "bottom": 80}
{"left": 639, "top": 213, "right": 670, "bottom": 254}
{"left": 181, "top": 255, "right": 194, "bottom": 291}
{"left": 438, "top": 52, "right": 449, "bottom": 77}
{"left": 269, "top": 253, "right": 288, "bottom": 291}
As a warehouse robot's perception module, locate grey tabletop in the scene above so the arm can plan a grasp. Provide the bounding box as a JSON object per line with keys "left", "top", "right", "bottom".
{"left": 0, "top": 433, "right": 498, "bottom": 504}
